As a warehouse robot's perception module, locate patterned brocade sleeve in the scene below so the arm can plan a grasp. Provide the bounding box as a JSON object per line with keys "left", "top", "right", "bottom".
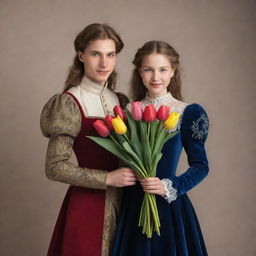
{"left": 169, "top": 103, "right": 209, "bottom": 197}
{"left": 40, "top": 93, "right": 107, "bottom": 190}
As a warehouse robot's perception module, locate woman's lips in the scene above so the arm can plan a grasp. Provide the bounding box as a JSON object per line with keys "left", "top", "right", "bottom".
{"left": 150, "top": 83, "right": 162, "bottom": 88}
{"left": 96, "top": 70, "right": 109, "bottom": 75}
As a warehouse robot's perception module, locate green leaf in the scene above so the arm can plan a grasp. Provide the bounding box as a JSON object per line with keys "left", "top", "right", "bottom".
{"left": 149, "top": 120, "right": 159, "bottom": 149}
{"left": 125, "top": 110, "right": 143, "bottom": 159}
{"left": 122, "top": 141, "right": 147, "bottom": 176}
{"left": 151, "top": 128, "right": 166, "bottom": 158}
{"left": 150, "top": 152, "right": 162, "bottom": 177}
{"left": 87, "top": 136, "right": 128, "bottom": 163}
{"left": 139, "top": 121, "right": 151, "bottom": 170}
{"left": 115, "top": 134, "right": 127, "bottom": 145}
{"left": 163, "top": 130, "right": 179, "bottom": 144}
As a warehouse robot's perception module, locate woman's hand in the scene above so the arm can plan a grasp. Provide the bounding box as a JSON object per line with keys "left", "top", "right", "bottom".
{"left": 106, "top": 167, "right": 136, "bottom": 187}
{"left": 140, "top": 177, "right": 165, "bottom": 196}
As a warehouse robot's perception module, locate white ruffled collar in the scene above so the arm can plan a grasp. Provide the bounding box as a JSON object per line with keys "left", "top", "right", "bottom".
{"left": 80, "top": 76, "right": 107, "bottom": 95}
{"left": 143, "top": 92, "right": 176, "bottom": 105}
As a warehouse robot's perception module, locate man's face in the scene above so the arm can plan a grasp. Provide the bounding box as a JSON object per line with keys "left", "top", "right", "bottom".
{"left": 78, "top": 39, "right": 116, "bottom": 85}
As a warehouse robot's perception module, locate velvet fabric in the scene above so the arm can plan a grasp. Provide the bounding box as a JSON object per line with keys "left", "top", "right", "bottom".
{"left": 47, "top": 92, "right": 119, "bottom": 256}
{"left": 111, "top": 104, "right": 209, "bottom": 256}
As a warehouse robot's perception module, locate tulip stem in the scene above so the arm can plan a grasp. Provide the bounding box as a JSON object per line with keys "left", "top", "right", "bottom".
{"left": 109, "top": 134, "right": 122, "bottom": 149}
{"left": 123, "top": 133, "right": 132, "bottom": 145}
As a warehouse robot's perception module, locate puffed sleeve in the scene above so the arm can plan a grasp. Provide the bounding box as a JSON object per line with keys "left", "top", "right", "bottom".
{"left": 40, "top": 93, "right": 108, "bottom": 189}
{"left": 169, "top": 103, "right": 209, "bottom": 197}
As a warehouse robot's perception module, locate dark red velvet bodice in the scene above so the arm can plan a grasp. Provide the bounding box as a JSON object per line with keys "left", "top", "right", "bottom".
{"left": 65, "top": 92, "right": 118, "bottom": 171}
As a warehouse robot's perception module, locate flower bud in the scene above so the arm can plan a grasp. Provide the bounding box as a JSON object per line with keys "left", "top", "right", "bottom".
{"left": 105, "top": 115, "right": 114, "bottom": 131}
{"left": 157, "top": 105, "right": 170, "bottom": 121}
{"left": 112, "top": 115, "right": 127, "bottom": 135}
{"left": 93, "top": 120, "right": 110, "bottom": 137}
{"left": 164, "top": 112, "right": 181, "bottom": 130}
{"left": 113, "top": 105, "right": 126, "bottom": 121}
{"left": 131, "top": 101, "right": 143, "bottom": 121}
{"left": 143, "top": 105, "right": 156, "bottom": 122}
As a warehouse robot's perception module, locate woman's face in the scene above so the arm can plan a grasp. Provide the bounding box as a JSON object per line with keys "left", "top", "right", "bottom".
{"left": 78, "top": 39, "right": 116, "bottom": 85}
{"left": 139, "top": 53, "right": 174, "bottom": 98}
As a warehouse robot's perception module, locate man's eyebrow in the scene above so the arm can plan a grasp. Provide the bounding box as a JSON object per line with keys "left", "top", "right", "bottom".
{"left": 89, "top": 50, "right": 116, "bottom": 54}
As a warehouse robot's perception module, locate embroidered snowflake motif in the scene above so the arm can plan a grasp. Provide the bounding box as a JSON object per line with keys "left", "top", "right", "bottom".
{"left": 191, "top": 114, "right": 209, "bottom": 140}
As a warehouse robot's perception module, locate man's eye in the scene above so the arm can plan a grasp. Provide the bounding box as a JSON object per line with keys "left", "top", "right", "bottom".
{"left": 108, "top": 53, "right": 116, "bottom": 57}
{"left": 91, "top": 52, "right": 99, "bottom": 56}
{"left": 144, "top": 69, "right": 152, "bottom": 72}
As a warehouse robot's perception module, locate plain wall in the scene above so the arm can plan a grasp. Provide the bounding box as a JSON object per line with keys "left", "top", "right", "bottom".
{"left": 0, "top": 0, "right": 255, "bottom": 255}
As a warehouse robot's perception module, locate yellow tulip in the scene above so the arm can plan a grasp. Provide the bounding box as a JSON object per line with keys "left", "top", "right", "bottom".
{"left": 112, "top": 115, "right": 127, "bottom": 135}
{"left": 164, "top": 112, "right": 181, "bottom": 130}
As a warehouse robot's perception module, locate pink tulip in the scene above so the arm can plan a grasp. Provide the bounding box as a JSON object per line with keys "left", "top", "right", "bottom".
{"left": 93, "top": 120, "right": 109, "bottom": 137}
{"left": 156, "top": 105, "right": 170, "bottom": 121}
{"left": 131, "top": 101, "right": 143, "bottom": 121}
{"left": 143, "top": 105, "right": 156, "bottom": 122}
{"left": 113, "top": 105, "right": 126, "bottom": 121}
{"left": 105, "top": 115, "right": 114, "bottom": 131}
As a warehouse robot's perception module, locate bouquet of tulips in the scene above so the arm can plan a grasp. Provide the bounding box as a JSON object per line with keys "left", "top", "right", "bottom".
{"left": 87, "top": 102, "right": 180, "bottom": 238}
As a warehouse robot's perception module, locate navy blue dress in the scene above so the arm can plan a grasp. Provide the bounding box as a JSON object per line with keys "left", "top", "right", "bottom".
{"left": 111, "top": 104, "right": 209, "bottom": 256}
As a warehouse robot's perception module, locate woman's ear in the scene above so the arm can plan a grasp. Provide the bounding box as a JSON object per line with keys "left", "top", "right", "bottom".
{"left": 138, "top": 68, "right": 142, "bottom": 77}
{"left": 170, "top": 69, "right": 175, "bottom": 79}
{"left": 77, "top": 51, "right": 84, "bottom": 63}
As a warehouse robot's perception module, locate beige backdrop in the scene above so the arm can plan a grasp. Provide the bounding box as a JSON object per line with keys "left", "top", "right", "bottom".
{"left": 0, "top": 0, "right": 255, "bottom": 255}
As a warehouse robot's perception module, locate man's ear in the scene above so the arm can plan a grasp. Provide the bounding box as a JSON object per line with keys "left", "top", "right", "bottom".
{"left": 77, "top": 51, "right": 84, "bottom": 63}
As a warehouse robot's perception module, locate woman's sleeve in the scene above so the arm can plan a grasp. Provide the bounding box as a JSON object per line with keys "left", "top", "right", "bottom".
{"left": 40, "top": 93, "right": 108, "bottom": 190}
{"left": 169, "top": 103, "right": 209, "bottom": 197}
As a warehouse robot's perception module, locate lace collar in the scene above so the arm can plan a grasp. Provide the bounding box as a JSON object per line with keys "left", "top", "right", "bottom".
{"left": 80, "top": 76, "right": 107, "bottom": 95}
{"left": 143, "top": 92, "right": 176, "bottom": 105}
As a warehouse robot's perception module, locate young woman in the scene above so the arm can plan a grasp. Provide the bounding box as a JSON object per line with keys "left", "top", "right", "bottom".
{"left": 40, "top": 23, "right": 136, "bottom": 256}
{"left": 112, "top": 41, "right": 209, "bottom": 255}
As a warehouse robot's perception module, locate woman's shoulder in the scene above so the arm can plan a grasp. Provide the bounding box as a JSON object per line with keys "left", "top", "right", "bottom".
{"left": 182, "top": 103, "right": 208, "bottom": 119}
{"left": 181, "top": 103, "right": 209, "bottom": 141}
{"left": 40, "top": 92, "right": 81, "bottom": 138}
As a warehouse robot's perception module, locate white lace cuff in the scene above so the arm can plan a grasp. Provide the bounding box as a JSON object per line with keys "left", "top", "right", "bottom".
{"left": 161, "top": 179, "right": 177, "bottom": 203}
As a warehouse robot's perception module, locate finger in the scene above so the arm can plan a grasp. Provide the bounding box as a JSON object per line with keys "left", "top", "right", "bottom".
{"left": 143, "top": 189, "right": 160, "bottom": 194}
{"left": 141, "top": 180, "right": 160, "bottom": 187}
{"left": 126, "top": 177, "right": 137, "bottom": 182}
{"left": 124, "top": 181, "right": 136, "bottom": 186}
{"left": 142, "top": 184, "right": 162, "bottom": 190}
{"left": 123, "top": 175, "right": 135, "bottom": 180}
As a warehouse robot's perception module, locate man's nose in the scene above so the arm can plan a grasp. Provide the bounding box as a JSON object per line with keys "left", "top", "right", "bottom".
{"left": 99, "top": 56, "right": 107, "bottom": 67}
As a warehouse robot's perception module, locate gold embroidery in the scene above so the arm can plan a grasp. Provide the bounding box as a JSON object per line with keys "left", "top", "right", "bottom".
{"left": 101, "top": 187, "right": 123, "bottom": 255}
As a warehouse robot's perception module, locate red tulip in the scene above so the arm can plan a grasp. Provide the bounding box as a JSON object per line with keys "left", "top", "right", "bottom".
{"left": 105, "top": 115, "right": 114, "bottom": 131}
{"left": 156, "top": 105, "right": 170, "bottom": 121}
{"left": 93, "top": 120, "right": 109, "bottom": 137}
{"left": 143, "top": 105, "right": 156, "bottom": 122}
{"left": 131, "top": 101, "right": 143, "bottom": 121}
{"left": 113, "top": 105, "right": 126, "bottom": 121}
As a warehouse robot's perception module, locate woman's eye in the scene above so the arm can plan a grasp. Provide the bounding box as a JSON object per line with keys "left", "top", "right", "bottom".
{"left": 144, "top": 69, "right": 152, "bottom": 72}
{"left": 160, "top": 68, "right": 167, "bottom": 72}
{"left": 91, "top": 52, "right": 99, "bottom": 56}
